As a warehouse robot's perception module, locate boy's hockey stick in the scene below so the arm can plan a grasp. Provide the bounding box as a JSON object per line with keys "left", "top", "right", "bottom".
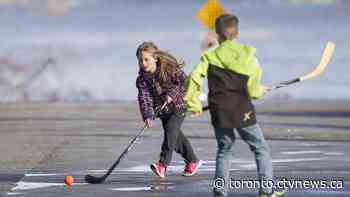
{"left": 201, "top": 41, "right": 336, "bottom": 111}
{"left": 85, "top": 102, "right": 167, "bottom": 184}
{"left": 271, "top": 41, "right": 336, "bottom": 90}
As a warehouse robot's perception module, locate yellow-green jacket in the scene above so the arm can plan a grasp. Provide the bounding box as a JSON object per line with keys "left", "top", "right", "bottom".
{"left": 185, "top": 40, "right": 264, "bottom": 128}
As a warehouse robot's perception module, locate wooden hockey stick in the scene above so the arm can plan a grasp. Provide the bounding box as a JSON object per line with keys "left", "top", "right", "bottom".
{"left": 272, "top": 41, "right": 336, "bottom": 90}
{"left": 201, "top": 42, "right": 336, "bottom": 111}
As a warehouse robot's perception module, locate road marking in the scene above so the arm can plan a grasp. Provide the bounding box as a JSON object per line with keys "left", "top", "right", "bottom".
{"left": 323, "top": 152, "right": 344, "bottom": 156}
{"left": 298, "top": 143, "right": 330, "bottom": 146}
{"left": 281, "top": 151, "right": 344, "bottom": 156}
{"left": 110, "top": 187, "right": 152, "bottom": 191}
{"left": 6, "top": 192, "right": 24, "bottom": 196}
{"left": 13, "top": 181, "right": 86, "bottom": 191}
{"left": 281, "top": 151, "right": 322, "bottom": 155}
{"left": 25, "top": 173, "right": 59, "bottom": 177}
{"left": 110, "top": 185, "right": 176, "bottom": 192}
{"left": 272, "top": 158, "right": 323, "bottom": 163}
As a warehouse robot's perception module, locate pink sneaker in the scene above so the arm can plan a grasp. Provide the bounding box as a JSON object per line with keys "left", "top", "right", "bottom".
{"left": 150, "top": 161, "right": 167, "bottom": 178}
{"left": 183, "top": 160, "right": 203, "bottom": 176}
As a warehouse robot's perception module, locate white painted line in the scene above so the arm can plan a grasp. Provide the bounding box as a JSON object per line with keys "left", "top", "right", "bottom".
{"left": 172, "top": 159, "right": 253, "bottom": 165}
{"left": 6, "top": 192, "right": 25, "bottom": 196}
{"left": 110, "top": 187, "right": 152, "bottom": 191}
{"left": 298, "top": 143, "right": 329, "bottom": 146}
{"left": 120, "top": 164, "right": 239, "bottom": 172}
{"left": 323, "top": 152, "right": 344, "bottom": 156}
{"left": 158, "top": 182, "right": 174, "bottom": 185}
{"left": 122, "top": 165, "right": 151, "bottom": 172}
{"left": 13, "top": 182, "right": 64, "bottom": 191}
{"left": 238, "top": 164, "right": 255, "bottom": 170}
{"left": 13, "top": 181, "right": 87, "bottom": 191}
{"left": 25, "top": 173, "right": 59, "bottom": 177}
{"left": 85, "top": 170, "right": 107, "bottom": 173}
{"left": 272, "top": 158, "right": 323, "bottom": 163}
{"left": 281, "top": 151, "right": 322, "bottom": 155}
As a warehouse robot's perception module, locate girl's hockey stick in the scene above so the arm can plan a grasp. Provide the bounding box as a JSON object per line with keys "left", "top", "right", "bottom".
{"left": 271, "top": 41, "right": 336, "bottom": 90}
{"left": 85, "top": 102, "right": 167, "bottom": 184}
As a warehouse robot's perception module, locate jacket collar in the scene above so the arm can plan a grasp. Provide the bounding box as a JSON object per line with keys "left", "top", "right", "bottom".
{"left": 138, "top": 64, "right": 160, "bottom": 80}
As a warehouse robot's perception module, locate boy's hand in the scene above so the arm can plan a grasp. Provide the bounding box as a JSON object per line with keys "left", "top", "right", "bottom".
{"left": 191, "top": 111, "right": 202, "bottom": 118}
{"left": 144, "top": 119, "right": 152, "bottom": 128}
{"left": 262, "top": 85, "right": 273, "bottom": 95}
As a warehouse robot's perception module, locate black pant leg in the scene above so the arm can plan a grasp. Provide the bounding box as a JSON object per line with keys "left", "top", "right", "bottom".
{"left": 159, "top": 114, "right": 180, "bottom": 165}
{"left": 159, "top": 113, "right": 198, "bottom": 165}
{"left": 174, "top": 129, "right": 199, "bottom": 163}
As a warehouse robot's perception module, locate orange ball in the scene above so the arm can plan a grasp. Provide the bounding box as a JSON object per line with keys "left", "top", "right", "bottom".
{"left": 64, "top": 176, "right": 74, "bottom": 186}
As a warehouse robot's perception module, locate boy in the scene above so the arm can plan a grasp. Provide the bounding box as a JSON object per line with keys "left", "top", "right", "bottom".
{"left": 185, "top": 14, "right": 285, "bottom": 197}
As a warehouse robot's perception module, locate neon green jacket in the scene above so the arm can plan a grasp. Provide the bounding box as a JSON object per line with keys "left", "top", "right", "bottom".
{"left": 185, "top": 40, "right": 264, "bottom": 112}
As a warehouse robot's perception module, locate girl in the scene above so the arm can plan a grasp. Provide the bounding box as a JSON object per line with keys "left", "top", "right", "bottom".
{"left": 135, "top": 41, "right": 202, "bottom": 178}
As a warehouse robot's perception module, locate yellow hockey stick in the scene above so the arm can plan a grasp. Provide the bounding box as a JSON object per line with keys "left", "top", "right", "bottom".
{"left": 272, "top": 41, "right": 336, "bottom": 89}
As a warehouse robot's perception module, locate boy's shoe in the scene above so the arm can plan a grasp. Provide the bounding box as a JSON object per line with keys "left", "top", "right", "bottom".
{"left": 260, "top": 189, "right": 287, "bottom": 197}
{"left": 183, "top": 160, "right": 203, "bottom": 176}
{"left": 150, "top": 161, "right": 167, "bottom": 178}
{"left": 213, "top": 189, "right": 226, "bottom": 197}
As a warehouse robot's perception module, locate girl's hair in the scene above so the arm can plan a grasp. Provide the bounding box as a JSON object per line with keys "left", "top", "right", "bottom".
{"left": 136, "top": 41, "right": 185, "bottom": 86}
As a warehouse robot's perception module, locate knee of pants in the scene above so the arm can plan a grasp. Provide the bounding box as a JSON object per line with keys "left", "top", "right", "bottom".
{"left": 216, "top": 142, "right": 233, "bottom": 156}
{"left": 251, "top": 142, "right": 270, "bottom": 157}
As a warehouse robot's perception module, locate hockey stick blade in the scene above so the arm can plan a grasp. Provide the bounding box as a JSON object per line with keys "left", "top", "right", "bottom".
{"left": 301, "top": 41, "right": 335, "bottom": 81}
{"left": 273, "top": 41, "right": 336, "bottom": 89}
{"left": 85, "top": 174, "right": 107, "bottom": 184}
{"left": 84, "top": 102, "right": 167, "bottom": 184}
{"left": 84, "top": 124, "right": 148, "bottom": 184}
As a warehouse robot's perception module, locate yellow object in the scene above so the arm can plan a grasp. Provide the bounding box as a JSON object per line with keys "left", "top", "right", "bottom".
{"left": 196, "top": 0, "right": 225, "bottom": 29}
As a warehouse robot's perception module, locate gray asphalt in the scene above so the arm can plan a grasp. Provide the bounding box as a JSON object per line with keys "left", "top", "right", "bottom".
{"left": 2, "top": 138, "right": 350, "bottom": 196}
{"left": 0, "top": 102, "right": 349, "bottom": 196}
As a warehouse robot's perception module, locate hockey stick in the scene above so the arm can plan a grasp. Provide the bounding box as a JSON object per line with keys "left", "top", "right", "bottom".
{"left": 84, "top": 102, "right": 167, "bottom": 184}
{"left": 271, "top": 41, "right": 336, "bottom": 90}
{"left": 201, "top": 41, "right": 336, "bottom": 111}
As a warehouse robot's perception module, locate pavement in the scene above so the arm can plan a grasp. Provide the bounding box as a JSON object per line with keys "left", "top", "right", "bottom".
{"left": 0, "top": 101, "right": 349, "bottom": 196}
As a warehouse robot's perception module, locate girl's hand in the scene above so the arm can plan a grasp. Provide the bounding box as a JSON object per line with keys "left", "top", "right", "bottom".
{"left": 166, "top": 95, "right": 173, "bottom": 104}
{"left": 144, "top": 119, "right": 152, "bottom": 128}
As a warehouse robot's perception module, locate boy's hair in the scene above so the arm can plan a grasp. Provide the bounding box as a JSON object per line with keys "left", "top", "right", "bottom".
{"left": 215, "top": 14, "right": 239, "bottom": 42}
{"left": 136, "top": 41, "right": 185, "bottom": 87}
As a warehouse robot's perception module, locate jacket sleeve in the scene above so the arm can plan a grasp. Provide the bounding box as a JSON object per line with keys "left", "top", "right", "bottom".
{"left": 167, "top": 70, "right": 186, "bottom": 102}
{"left": 185, "top": 54, "right": 209, "bottom": 112}
{"left": 247, "top": 57, "right": 264, "bottom": 100}
{"left": 136, "top": 77, "right": 154, "bottom": 121}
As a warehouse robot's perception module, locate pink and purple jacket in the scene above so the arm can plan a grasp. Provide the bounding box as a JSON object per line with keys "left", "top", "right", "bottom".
{"left": 136, "top": 65, "right": 187, "bottom": 121}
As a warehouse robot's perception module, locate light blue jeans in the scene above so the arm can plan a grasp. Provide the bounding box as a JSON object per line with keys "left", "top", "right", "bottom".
{"left": 213, "top": 124, "right": 273, "bottom": 196}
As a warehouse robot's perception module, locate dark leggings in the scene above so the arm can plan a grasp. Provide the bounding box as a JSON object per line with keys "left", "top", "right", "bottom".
{"left": 159, "top": 112, "right": 198, "bottom": 165}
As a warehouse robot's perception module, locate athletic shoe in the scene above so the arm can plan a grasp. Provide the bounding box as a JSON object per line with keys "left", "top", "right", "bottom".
{"left": 150, "top": 161, "right": 167, "bottom": 178}
{"left": 260, "top": 189, "right": 287, "bottom": 197}
{"left": 213, "top": 189, "right": 226, "bottom": 197}
{"left": 183, "top": 160, "right": 203, "bottom": 176}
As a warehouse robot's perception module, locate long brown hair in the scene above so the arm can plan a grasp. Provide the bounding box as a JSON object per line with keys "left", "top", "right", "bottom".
{"left": 136, "top": 41, "right": 185, "bottom": 86}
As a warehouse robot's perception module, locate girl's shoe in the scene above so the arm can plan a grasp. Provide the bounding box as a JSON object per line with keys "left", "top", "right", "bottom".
{"left": 150, "top": 161, "right": 167, "bottom": 178}
{"left": 183, "top": 160, "right": 203, "bottom": 176}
